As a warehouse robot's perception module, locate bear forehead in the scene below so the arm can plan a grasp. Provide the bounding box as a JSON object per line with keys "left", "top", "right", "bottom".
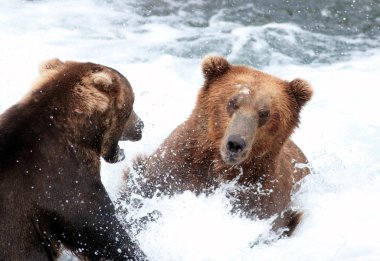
{"left": 223, "top": 69, "right": 286, "bottom": 98}
{"left": 25, "top": 61, "right": 132, "bottom": 112}
{"left": 36, "top": 61, "right": 125, "bottom": 90}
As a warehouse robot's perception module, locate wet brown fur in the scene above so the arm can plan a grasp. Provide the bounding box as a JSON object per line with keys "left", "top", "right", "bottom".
{"left": 126, "top": 55, "right": 312, "bottom": 238}
{"left": 0, "top": 59, "right": 146, "bottom": 260}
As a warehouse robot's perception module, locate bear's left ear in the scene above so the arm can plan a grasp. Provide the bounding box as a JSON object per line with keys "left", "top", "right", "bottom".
{"left": 201, "top": 55, "right": 231, "bottom": 85}
{"left": 287, "top": 78, "right": 313, "bottom": 109}
{"left": 39, "top": 58, "right": 64, "bottom": 75}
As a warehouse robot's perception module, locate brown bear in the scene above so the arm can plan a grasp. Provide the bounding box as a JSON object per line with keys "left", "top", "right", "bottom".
{"left": 0, "top": 59, "right": 147, "bottom": 260}
{"left": 126, "top": 55, "right": 312, "bottom": 238}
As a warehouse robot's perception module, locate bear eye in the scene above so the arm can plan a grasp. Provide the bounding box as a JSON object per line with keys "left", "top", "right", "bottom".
{"left": 227, "top": 98, "right": 239, "bottom": 116}
{"left": 258, "top": 110, "right": 270, "bottom": 127}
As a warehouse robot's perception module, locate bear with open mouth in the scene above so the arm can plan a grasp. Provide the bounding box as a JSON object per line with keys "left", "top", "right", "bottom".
{"left": 0, "top": 58, "right": 147, "bottom": 260}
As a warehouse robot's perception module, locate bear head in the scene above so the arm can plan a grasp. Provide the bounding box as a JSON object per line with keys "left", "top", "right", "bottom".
{"left": 33, "top": 58, "right": 144, "bottom": 163}
{"left": 199, "top": 55, "right": 312, "bottom": 166}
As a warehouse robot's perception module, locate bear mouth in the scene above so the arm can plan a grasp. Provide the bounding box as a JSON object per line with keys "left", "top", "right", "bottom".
{"left": 222, "top": 151, "right": 247, "bottom": 166}
{"left": 102, "top": 140, "right": 125, "bottom": 163}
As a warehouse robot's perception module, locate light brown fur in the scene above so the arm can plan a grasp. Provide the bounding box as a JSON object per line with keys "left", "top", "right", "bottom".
{"left": 126, "top": 55, "right": 312, "bottom": 237}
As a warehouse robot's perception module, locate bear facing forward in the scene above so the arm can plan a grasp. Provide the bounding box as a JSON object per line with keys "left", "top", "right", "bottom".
{"left": 126, "top": 55, "right": 312, "bottom": 237}
{"left": 0, "top": 59, "right": 146, "bottom": 260}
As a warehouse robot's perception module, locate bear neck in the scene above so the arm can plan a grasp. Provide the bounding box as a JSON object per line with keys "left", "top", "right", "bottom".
{"left": 239, "top": 152, "right": 278, "bottom": 185}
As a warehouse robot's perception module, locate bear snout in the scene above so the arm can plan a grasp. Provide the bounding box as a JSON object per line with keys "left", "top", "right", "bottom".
{"left": 133, "top": 118, "right": 144, "bottom": 139}
{"left": 226, "top": 135, "right": 246, "bottom": 154}
{"left": 120, "top": 111, "right": 144, "bottom": 142}
{"left": 221, "top": 135, "right": 249, "bottom": 165}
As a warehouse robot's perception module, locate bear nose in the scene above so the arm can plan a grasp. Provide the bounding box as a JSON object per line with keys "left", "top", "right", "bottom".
{"left": 226, "top": 135, "right": 246, "bottom": 153}
{"left": 136, "top": 119, "right": 144, "bottom": 132}
{"left": 136, "top": 120, "right": 144, "bottom": 130}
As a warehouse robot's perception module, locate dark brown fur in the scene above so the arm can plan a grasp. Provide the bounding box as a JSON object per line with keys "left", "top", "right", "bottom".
{"left": 125, "top": 56, "right": 312, "bottom": 239}
{"left": 0, "top": 59, "right": 146, "bottom": 260}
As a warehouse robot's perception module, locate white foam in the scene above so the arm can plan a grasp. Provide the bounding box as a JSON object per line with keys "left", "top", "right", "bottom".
{"left": 130, "top": 191, "right": 269, "bottom": 261}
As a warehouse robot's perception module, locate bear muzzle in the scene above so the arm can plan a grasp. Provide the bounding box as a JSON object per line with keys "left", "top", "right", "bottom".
{"left": 226, "top": 135, "right": 246, "bottom": 153}
{"left": 220, "top": 113, "right": 257, "bottom": 165}
{"left": 120, "top": 111, "right": 144, "bottom": 142}
{"left": 222, "top": 135, "right": 249, "bottom": 165}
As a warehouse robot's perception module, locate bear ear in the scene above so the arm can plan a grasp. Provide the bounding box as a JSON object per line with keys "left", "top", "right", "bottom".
{"left": 287, "top": 78, "right": 313, "bottom": 109}
{"left": 201, "top": 55, "right": 230, "bottom": 84}
{"left": 39, "top": 58, "right": 64, "bottom": 75}
{"left": 91, "top": 71, "right": 114, "bottom": 91}
{"left": 89, "top": 70, "right": 129, "bottom": 110}
{"left": 73, "top": 70, "right": 115, "bottom": 114}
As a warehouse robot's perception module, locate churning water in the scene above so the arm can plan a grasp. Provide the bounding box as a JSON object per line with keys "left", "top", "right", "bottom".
{"left": 1, "top": 0, "right": 380, "bottom": 260}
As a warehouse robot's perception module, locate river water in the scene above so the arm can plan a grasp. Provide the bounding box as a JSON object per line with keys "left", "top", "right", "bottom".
{"left": 1, "top": 0, "right": 380, "bottom": 260}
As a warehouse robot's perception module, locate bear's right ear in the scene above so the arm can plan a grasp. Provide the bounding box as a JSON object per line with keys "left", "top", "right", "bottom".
{"left": 39, "top": 58, "right": 64, "bottom": 75}
{"left": 91, "top": 71, "right": 114, "bottom": 91}
{"left": 90, "top": 70, "right": 130, "bottom": 110}
{"left": 201, "top": 55, "right": 230, "bottom": 85}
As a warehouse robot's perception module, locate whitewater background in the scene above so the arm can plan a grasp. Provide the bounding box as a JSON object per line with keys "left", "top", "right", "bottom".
{"left": 1, "top": 0, "right": 380, "bottom": 260}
